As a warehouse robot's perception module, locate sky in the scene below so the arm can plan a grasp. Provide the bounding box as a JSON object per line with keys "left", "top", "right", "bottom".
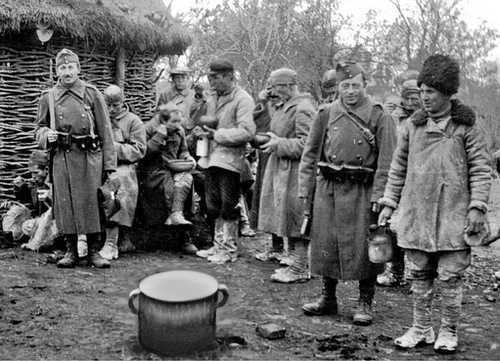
{"left": 167, "top": 0, "right": 500, "bottom": 59}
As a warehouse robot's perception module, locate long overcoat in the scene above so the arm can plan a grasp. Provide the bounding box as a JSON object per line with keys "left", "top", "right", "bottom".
{"left": 36, "top": 79, "right": 116, "bottom": 235}
{"left": 258, "top": 94, "right": 315, "bottom": 238}
{"left": 380, "top": 100, "right": 491, "bottom": 251}
{"left": 298, "top": 96, "right": 396, "bottom": 280}
{"left": 109, "top": 109, "right": 146, "bottom": 227}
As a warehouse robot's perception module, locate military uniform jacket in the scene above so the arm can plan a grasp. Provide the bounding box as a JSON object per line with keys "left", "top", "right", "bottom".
{"left": 298, "top": 96, "right": 396, "bottom": 280}
{"left": 258, "top": 93, "right": 315, "bottom": 238}
{"left": 36, "top": 79, "right": 116, "bottom": 235}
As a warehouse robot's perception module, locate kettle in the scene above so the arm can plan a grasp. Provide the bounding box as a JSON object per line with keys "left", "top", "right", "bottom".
{"left": 367, "top": 224, "right": 395, "bottom": 264}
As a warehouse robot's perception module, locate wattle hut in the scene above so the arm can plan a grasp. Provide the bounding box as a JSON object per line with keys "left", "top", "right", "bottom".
{"left": 0, "top": 0, "right": 190, "bottom": 202}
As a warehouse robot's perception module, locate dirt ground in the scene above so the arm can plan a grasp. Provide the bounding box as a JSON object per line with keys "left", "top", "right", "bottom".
{"left": 2, "top": 183, "right": 500, "bottom": 360}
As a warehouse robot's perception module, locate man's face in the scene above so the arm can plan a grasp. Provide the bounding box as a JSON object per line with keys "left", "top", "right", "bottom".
{"left": 160, "top": 110, "right": 182, "bottom": 128}
{"left": 322, "top": 86, "right": 337, "bottom": 102}
{"left": 106, "top": 100, "right": 124, "bottom": 118}
{"left": 338, "top": 73, "right": 365, "bottom": 106}
{"left": 172, "top": 74, "right": 188, "bottom": 91}
{"left": 208, "top": 72, "right": 232, "bottom": 94}
{"left": 403, "top": 93, "right": 421, "bottom": 112}
{"left": 30, "top": 166, "right": 48, "bottom": 185}
{"left": 270, "top": 83, "right": 293, "bottom": 102}
{"left": 57, "top": 62, "right": 80, "bottom": 87}
{"left": 420, "top": 84, "right": 450, "bottom": 114}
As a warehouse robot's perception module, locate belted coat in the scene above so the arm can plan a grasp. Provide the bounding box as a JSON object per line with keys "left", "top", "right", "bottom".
{"left": 298, "top": 96, "right": 396, "bottom": 280}
{"left": 258, "top": 94, "right": 315, "bottom": 238}
{"left": 380, "top": 100, "right": 491, "bottom": 252}
{"left": 36, "top": 79, "right": 116, "bottom": 235}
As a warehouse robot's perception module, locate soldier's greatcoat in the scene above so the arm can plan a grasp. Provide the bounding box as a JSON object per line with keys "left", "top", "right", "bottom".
{"left": 298, "top": 96, "right": 396, "bottom": 280}
{"left": 36, "top": 79, "right": 116, "bottom": 234}
{"left": 258, "top": 94, "right": 315, "bottom": 238}
{"left": 109, "top": 108, "right": 146, "bottom": 227}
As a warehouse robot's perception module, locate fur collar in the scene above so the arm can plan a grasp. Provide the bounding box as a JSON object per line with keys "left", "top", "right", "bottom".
{"left": 411, "top": 99, "right": 475, "bottom": 126}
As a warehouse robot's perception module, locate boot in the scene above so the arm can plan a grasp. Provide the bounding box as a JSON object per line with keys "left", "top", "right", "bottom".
{"left": 353, "top": 278, "right": 375, "bottom": 325}
{"left": 118, "top": 227, "right": 136, "bottom": 253}
{"left": 434, "top": 279, "right": 463, "bottom": 353}
{"left": 303, "top": 277, "right": 338, "bottom": 315}
{"left": 57, "top": 235, "right": 78, "bottom": 268}
{"left": 255, "top": 234, "right": 284, "bottom": 262}
{"left": 99, "top": 225, "right": 119, "bottom": 260}
{"left": 395, "top": 279, "right": 435, "bottom": 348}
{"left": 165, "top": 186, "right": 192, "bottom": 226}
{"left": 270, "top": 238, "right": 310, "bottom": 283}
{"left": 181, "top": 232, "right": 198, "bottom": 255}
{"left": 207, "top": 219, "right": 239, "bottom": 264}
{"left": 87, "top": 233, "right": 110, "bottom": 268}
{"left": 196, "top": 217, "right": 223, "bottom": 258}
{"left": 238, "top": 196, "right": 255, "bottom": 237}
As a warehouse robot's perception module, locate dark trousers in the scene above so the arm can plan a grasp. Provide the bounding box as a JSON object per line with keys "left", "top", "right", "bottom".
{"left": 205, "top": 167, "right": 240, "bottom": 221}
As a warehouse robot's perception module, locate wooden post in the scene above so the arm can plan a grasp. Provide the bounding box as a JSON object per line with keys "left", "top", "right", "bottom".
{"left": 115, "top": 47, "right": 126, "bottom": 88}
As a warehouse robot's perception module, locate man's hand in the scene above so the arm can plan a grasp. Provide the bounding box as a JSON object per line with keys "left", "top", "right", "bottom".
{"left": 465, "top": 208, "right": 486, "bottom": 235}
{"left": 47, "top": 129, "right": 58, "bottom": 143}
{"left": 378, "top": 206, "right": 394, "bottom": 226}
{"left": 103, "top": 170, "right": 115, "bottom": 183}
{"left": 371, "top": 202, "right": 380, "bottom": 213}
{"left": 260, "top": 132, "right": 279, "bottom": 154}
{"left": 202, "top": 126, "right": 215, "bottom": 140}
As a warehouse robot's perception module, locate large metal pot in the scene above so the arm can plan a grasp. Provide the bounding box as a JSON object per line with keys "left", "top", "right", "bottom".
{"left": 128, "top": 270, "right": 229, "bottom": 356}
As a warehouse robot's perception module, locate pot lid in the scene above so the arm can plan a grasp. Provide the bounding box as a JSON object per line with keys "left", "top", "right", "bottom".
{"left": 139, "top": 270, "right": 219, "bottom": 302}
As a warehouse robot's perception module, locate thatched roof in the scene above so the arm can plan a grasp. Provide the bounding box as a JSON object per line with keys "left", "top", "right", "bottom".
{"left": 0, "top": 0, "right": 191, "bottom": 55}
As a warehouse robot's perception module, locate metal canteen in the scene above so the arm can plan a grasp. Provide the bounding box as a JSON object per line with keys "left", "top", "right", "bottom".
{"left": 128, "top": 270, "right": 229, "bottom": 356}
{"left": 367, "top": 224, "right": 394, "bottom": 264}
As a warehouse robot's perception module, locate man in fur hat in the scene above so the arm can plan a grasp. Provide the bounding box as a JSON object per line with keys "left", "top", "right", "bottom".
{"left": 98, "top": 85, "right": 146, "bottom": 260}
{"left": 379, "top": 54, "right": 491, "bottom": 353}
{"left": 36, "top": 48, "right": 116, "bottom": 269}
{"left": 299, "top": 61, "right": 396, "bottom": 325}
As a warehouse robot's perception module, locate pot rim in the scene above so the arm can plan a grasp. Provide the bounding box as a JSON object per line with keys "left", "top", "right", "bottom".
{"left": 138, "top": 270, "right": 219, "bottom": 303}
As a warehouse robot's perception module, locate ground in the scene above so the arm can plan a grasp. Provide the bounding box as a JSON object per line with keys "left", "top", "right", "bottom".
{"left": 1, "top": 182, "right": 500, "bottom": 360}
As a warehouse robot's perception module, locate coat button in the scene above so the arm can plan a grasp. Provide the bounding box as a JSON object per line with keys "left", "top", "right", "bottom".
{"left": 333, "top": 126, "right": 338, "bottom": 131}
{"left": 356, "top": 154, "right": 362, "bottom": 160}
{"left": 332, "top": 155, "right": 337, "bottom": 159}
{"left": 358, "top": 140, "right": 363, "bottom": 144}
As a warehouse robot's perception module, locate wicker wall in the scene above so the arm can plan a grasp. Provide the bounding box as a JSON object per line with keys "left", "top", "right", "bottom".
{"left": 0, "top": 35, "right": 156, "bottom": 202}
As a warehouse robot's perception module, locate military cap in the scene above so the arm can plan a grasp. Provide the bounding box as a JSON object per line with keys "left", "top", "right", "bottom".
{"left": 103, "top": 84, "right": 124, "bottom": 103}
{"left": 417, "top": 54, "right": 460, "bottom": 96}
{"left": 269, "top": 68, "right": 297, "bottom": 86}
{"left": 28, "top": 150, "right": 49, "bottom": 169}
{"left": 321, "top": 69, "right": 337, "bottom": 88}
{"left": 208, "top": 59, "right": 234, "bottom": 74}
{"left": 335, "top": 61, "right": 365, "bottom": 82}
{"left": 170, "top": 66, "right": 191, "bottom": 76}
{"left": 401, "top": 79, "right": 420, "bottom": 97}
{"left": 55, "top": 48, "right": 79, "bottom": 68}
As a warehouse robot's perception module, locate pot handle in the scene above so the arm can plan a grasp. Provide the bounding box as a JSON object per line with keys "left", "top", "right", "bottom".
{"left": 216, "top": 284, "right": 229, "bottom": 308}
{"left": 128, "top": 288, "right": 140, "bottom": 314}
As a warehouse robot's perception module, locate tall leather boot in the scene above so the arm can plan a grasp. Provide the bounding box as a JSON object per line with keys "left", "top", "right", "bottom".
{"left": 434, "top": 279, "right": 463, "bottom": 353}
{"left": 57, "top": 234, "right": 78, "bottom": 268}
{"left": 395, "top": 279, "right": 435, "bottom": 348}
{"left": 271, "top": 238, "right": 310, "bottom": 283}
{"left": 353, "top": 277, "right": 376, "bottom": 325}
{"left": 87, "top": 233, "right": 110, "bottom": 268}
{"left": 165, "top": 185, "right": 192, "bottom": 226}
{"left": 196, "top": 217, "right": 223, "bottom": 258}
{"left": 99, "top": 225, "right": 119, "bottom": 260}
{"left": 238, "top": 196, "right": 255, "bottom": 237}
{"left": 302, "top": 277, "right": 338, "bottom": 315}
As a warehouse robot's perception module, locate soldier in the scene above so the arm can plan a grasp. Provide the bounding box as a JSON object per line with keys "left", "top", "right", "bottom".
{"left": 195, "top": 59, "right": 256, "bottom": 264}
{"left": 321, "top": 69, "right": 337, "bottom": 104}
{"left": 98, "top": 85, "right": 147, "bottom": 260}
{"left": 36, "top": 48, "right": 116, "bottom": 268}
{"left": 298, "top": 61, "right": 396, "bottom": 325}
{"left": 378, "top": 54, "right": 491, "bottom": 353}
{"left": 258, "top": 68, "right": 316, "bottom": 283}
{"left": 140, "top": 103, "right": 198, "bottom": 253}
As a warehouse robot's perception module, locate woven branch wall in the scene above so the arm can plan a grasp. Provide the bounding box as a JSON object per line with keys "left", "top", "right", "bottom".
{"left": 0, "top": 36, "right": 156, "bottom": 203}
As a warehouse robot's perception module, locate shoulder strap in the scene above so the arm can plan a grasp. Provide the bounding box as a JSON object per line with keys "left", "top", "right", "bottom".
{"left": 342, "top": 107, "right": 377, "bottom": 150}
{"left": 48, "top": 89, "right": 56, "bottom": 130}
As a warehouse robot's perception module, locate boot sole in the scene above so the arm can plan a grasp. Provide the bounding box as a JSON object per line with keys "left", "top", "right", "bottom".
{"left": 303, "top": 309, "right": 338, "bottom": 316}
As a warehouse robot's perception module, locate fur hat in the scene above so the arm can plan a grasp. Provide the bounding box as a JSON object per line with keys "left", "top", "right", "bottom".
{"left": 417, "top": 54, "right": 460, "bottom": 96}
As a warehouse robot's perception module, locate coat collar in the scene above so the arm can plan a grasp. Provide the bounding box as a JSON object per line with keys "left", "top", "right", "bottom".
{"left": 215, "top": 85, "right": 237, "bottom": 110}
{"left": 339, "top": 94, "right": 373, "bottom": 122}
{"left": 54, "top": 78, "right": 86, "bottom": 101}
{"left": 411, "top": 99, "right": 475, "bottom": 127}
